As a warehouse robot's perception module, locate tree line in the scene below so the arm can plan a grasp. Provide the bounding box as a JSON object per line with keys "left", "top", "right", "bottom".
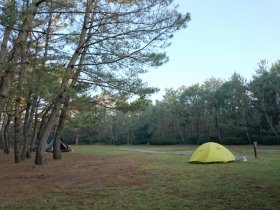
{"left": 64, "top": 60, "right": 280, "bottom": 145}
{"left": 0, "top": 0, "right": 189, "bottom": 164}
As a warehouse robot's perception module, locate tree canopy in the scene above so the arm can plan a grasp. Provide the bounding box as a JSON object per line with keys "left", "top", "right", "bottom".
{"left": 0, "top": 0, "right": 190, "bottom": 165}
{"left": 63, "top": 60, "right": 280, "bottom": 146}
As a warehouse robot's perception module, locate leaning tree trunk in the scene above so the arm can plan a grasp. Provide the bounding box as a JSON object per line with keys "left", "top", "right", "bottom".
{"left": 52, "top": 1, "right": 95, "bottom": 160}
{"left": 0, "top": 0, "right": 46, "bottom": 102}
{"left": 35, "top": 0, "right": 95, "bottom": 165}
{"left": 53, "top": 104, "right": 68, "bottom": 160}
{"left": 52, "top": 48, "right": 89, "bottom": 160}
{"left": 21, "top": 95, "right": 38, "bottom": 160}
{"left": 35, "top": 95, "right": 64, "bottom": 165}
{"left": 29, "top": 102, "right": 40, "bottom": 156}
{"left": 0, "top": 27, "right": 12, "bottom": 71}
{"left": 263, "top": 108, "right": 280, "bottom": 140}
{"left": 259, "top": 99, "right": 280, "bottom": 140}
{"left": 35, "top": 67, "right": 76, "bottom": 165}
{"left": 3, "top": 114, "right": 11, "bottom": 154}
{"left": 1, "top": 111, "right": 10, "bottom": 154}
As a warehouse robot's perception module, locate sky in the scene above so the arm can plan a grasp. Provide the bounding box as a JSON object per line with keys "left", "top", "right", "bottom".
{"left": 141, "top": 0, "right": 280, "bottom": 101}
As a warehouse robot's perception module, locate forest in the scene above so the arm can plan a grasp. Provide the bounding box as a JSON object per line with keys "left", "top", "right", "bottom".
{"left": 0, "top": 0, "right": 279, "bottom": 166}
{"left": 0, "top": 0, "right": 189, "bottom": 165}
{"left": 64, "top": 60, "right": 280, "bottom": 146}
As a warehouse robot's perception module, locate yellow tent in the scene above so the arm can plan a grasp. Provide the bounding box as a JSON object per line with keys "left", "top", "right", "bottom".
{"left": 189, "top": 142, "right": 236, "bottom": 163}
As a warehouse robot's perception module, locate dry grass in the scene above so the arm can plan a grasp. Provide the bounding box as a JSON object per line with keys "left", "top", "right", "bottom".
{"left": 0, "top": 145, "right": 279, "bottom": 210}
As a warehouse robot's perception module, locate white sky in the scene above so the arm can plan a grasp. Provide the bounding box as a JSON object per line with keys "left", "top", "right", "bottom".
{"left": 141, "top": 0, "right": 280, "bottom": 101}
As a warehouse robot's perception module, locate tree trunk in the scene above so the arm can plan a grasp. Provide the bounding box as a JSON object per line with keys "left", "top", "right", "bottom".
{"left": 0, "top": 27, "right": 12, "bottom": 68}
{"left": 14, "top": 97, "right": 22, "bottom": 163}
{"left": 35, "top": 97, "right": 62, "bottom": 165}
{"left": 35, "top": 121, "right": 54, "bottom": 165}
{"left": 0, "top": 25, "right": 13, "bottom": 106}
{"left": 3, "top": 114, "right": 11, "bottom": 154}
{"left": 52, "top": 36, "right": 91, "bottom": 159}
{"left": 0, "top": 138, "right": 3, "bottom": 152}
{"left": 175, "top": 113, "right": 185, "bottom": 144}
{"left": 0, "top": 1, "right": 46, "bottom": 102}
{"left": 246, "top": 130, "right": 251, "bottom": 143}
{"left": 35, "top": 0, "right": 95, "bottom": 165}
{"left": 262, "top": 102, "right": 280, "bottom": 140}
{"left": 215, "top": 114, "right": 222, "bottom": 143}
{"left": 14, "top": 68, "right": 26, "bottom": 163}
{"left": 21, "top": 97, "right": 31, "bottom": 161}
{"left": 75, "top": 133, "right": 80, "bottom": 145}
{"left": 29, "top": 104, "right": 40, "bottom": 156}
{"left": 126, "top": 132, "right": 130, "bottom": 145}
{"left": 0, "top": 116, "right": 4, "bottom": 152}
{"left": 54, "top": 0, "right": 96, "bottom": 158}
{"left": 1, "top": 111, "right": 10, "bottom": 154}
{"left": 0, "top": 112, "right": 5, "bottom": 150}
{"left": 0, "top": 70, "right": 13, "bottom": 101}
{"left": 21, "top": 95, "right": 38, "bottom": 160}
{"left": 0, "top": 28, "right": 12, "bottom": 103}
{"left": 35, "top": 145, "right": 48, "bottom": 165}
{"left": 53, "top": 106, "right": 68, "bottom": 160}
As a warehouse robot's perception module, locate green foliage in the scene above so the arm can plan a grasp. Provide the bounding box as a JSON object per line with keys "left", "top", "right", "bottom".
{"left": 0, "top": 0, "right": 191, "bottom": 163}
{"left": 144, "top": 52, "right": 169, "bottom": 67}
{"left": 134, "top": 124, "right": 152, "bottom": 144}
{"left": 0, "top": 0, "right": 17, "bottom": 26}
{"left": 64, "top": 60, "right": 280, "bottom": 145}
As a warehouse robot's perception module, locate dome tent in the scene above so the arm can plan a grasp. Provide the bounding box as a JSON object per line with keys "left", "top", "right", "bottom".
{"left": 189, "top": 142, "right": 236, "bottom": 163}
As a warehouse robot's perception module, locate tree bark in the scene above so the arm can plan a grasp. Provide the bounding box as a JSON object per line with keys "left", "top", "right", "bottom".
{"left": 29, "top": 103, "right": 40, "bottom": 156}
{"left": 21, "top": 95, "right": 38, "bottom": 160}
{"left": 35, "top": 95, "right": 64, "bottom": 165}
{"left": 52, "top": 1, "right": 95, "bottom": 160}
{"left": 0, "top": 27, "right": 12, "bottom": 75}
{"left": 0, "top": 0, "right": 45, "bottom": 101}
{"left": 3, "top": 115, "right": 11, "bottom": 154}
{"left": 126, "top": 132, "right": 130, "bottom": 145}
{"left": 175, "top": 113, "right": 185, "bottom": 143}
{"left": 14, "top": 96, "right": 22, "bottom": 163}
{"left": 0, "top": 112, "right": 6, "bottom": 152}
{"left": 246, "top": 130, "right": 251, "bottom": 143}
{"left": 53, "top": 107, "right": 67, "bottom": 160}
{"left": 215, "top": 113, "right": 222, "bottom": 143}
{"left": 21, "top": 97, "right": 31, "bottom": 160}
{"left": 1, "top": 111, "right": 10, "bottom": 154}
{"left": 35, "top": 0, "right": 96, "bottom": 165}
{"left": 75, "top": 133, "right": 80, "bottom": 145}
{"left": 263, "top": 108, "right": 280, "bottom": 140}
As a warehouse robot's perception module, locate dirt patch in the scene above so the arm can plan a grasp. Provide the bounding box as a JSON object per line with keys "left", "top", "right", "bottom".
{"left": 0, "top": 152, "right": 153, "bottom": 204}
{"left": 119, "top": 147, "right": 192, "bottom": 155}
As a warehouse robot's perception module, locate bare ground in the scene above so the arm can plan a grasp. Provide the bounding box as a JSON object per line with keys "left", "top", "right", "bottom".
{"left": 0, "top": 151, "right": 152, "bottom": 207}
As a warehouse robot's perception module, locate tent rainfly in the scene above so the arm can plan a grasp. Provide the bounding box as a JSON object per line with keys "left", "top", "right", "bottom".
{"left": 189, "top": 142, "right": 236, "bottom": 163}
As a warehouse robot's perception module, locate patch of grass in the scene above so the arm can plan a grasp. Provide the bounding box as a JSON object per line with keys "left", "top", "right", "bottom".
{"left": 72, "top": 145, "right": 141, "bottom": 157}
{"left": 4, "top": 145, "right": 280, "bottom": 210}
{"left": 138, "top": 146, "right": 280, "bottom": 210}
{"left": 119, "top": 144, "right": 197, "bottom": 152}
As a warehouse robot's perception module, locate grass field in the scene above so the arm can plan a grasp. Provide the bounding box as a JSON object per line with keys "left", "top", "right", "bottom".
{"left": 1, "top": 145, "right": 280, "bottom": 210}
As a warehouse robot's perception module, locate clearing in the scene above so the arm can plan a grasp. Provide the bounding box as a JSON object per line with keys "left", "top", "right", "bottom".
{"left": 0, "top": 145, "right": 280, "bottom": 210}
